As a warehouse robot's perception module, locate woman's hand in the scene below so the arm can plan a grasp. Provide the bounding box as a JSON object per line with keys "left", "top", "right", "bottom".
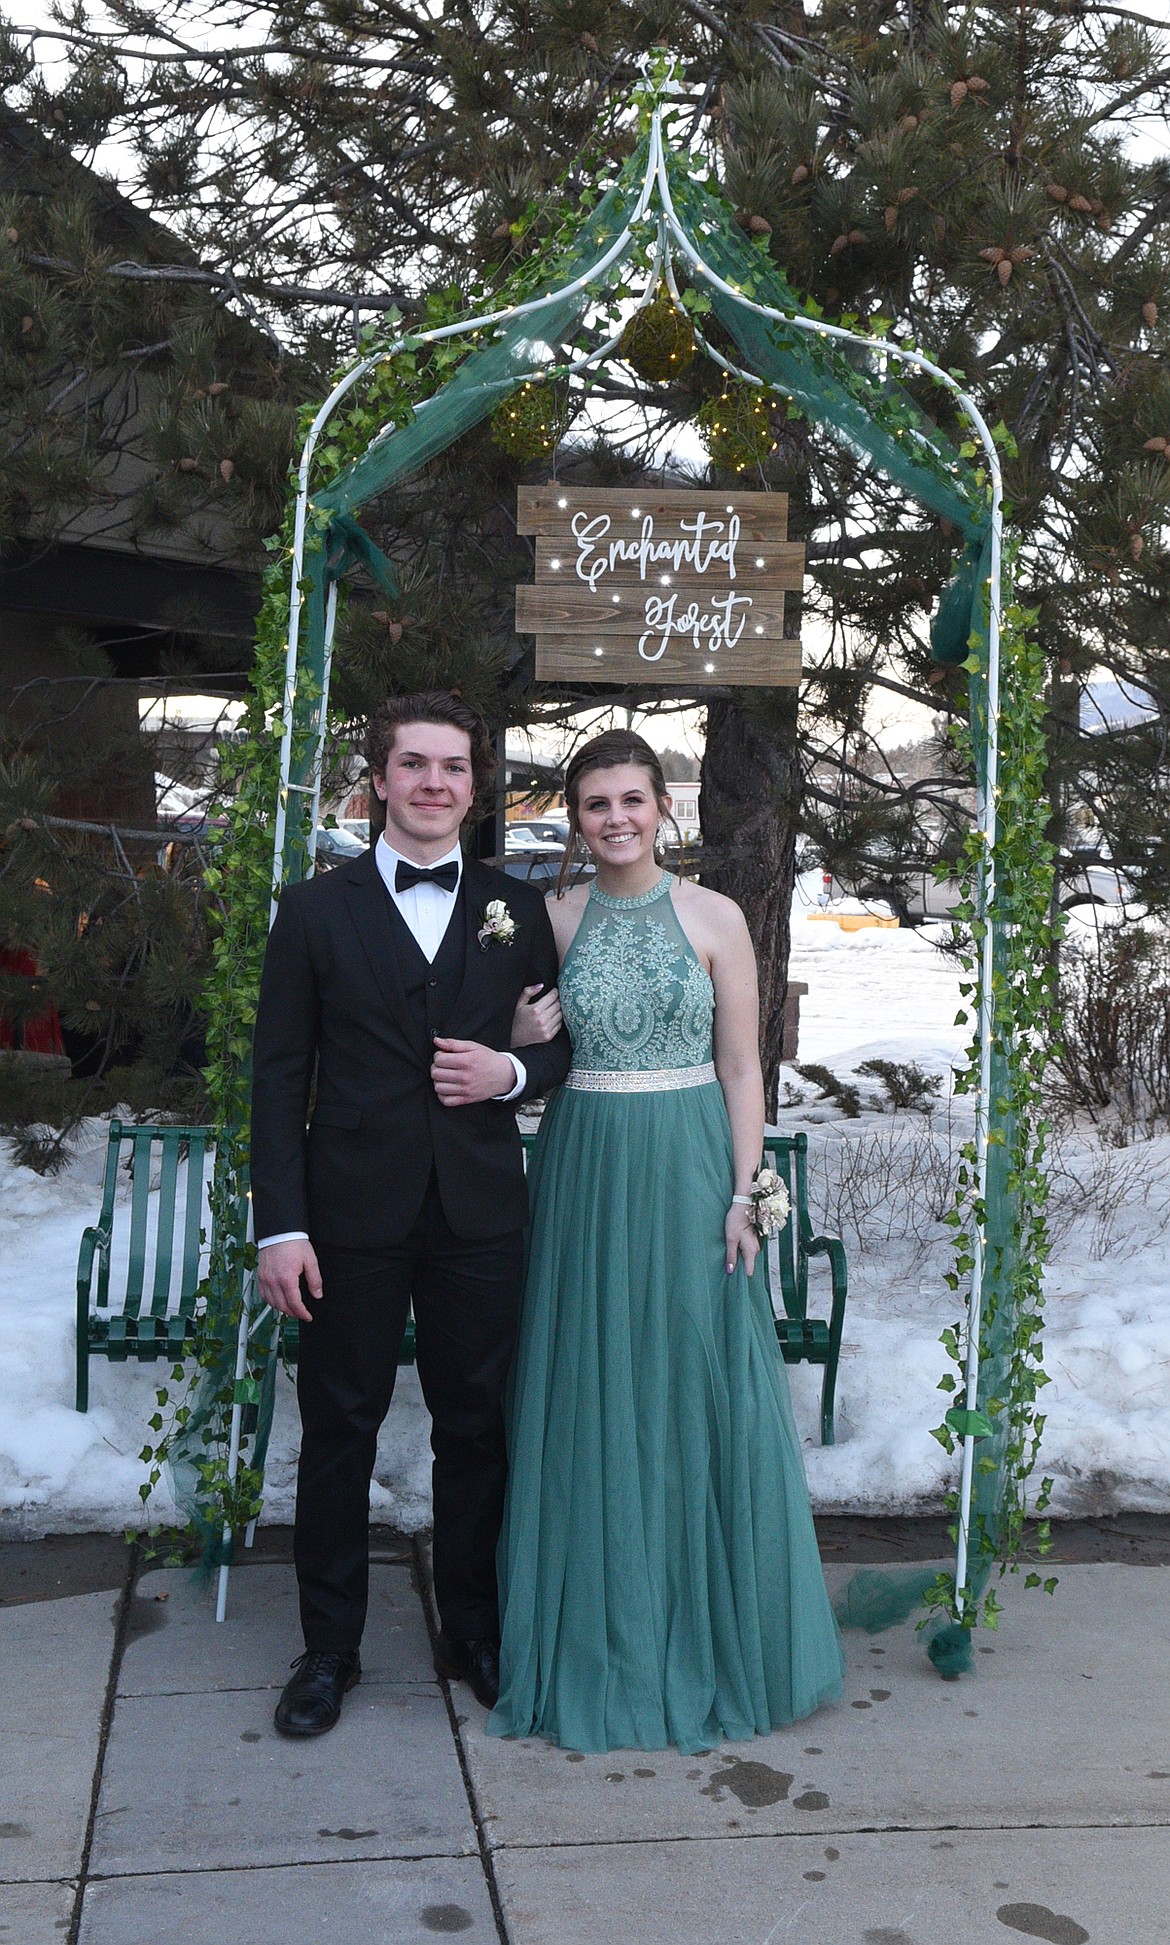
{"left": 725, "top": 1202, "right": 760, "bottom": 1278}
{"left": 510, "top": 983, "right": 563, "bottom": 1049}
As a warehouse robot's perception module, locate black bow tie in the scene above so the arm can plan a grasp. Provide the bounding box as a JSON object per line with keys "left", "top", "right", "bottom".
{"left": 395, "top": 859, "right": 459, "bottom": 894}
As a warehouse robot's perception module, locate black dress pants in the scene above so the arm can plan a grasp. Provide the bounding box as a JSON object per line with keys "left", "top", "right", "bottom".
{"left": 295, "top": 1172, "right": 525, "bottom": 1654}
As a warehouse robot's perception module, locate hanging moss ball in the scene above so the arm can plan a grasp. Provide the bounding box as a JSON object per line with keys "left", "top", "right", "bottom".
{"left": 490, "top": 380, "right": 571, "bottom": 461}
{"left": 619, "top": 288, "right": 696, "bottom": 383}
{"left": 697, "top": 383, "right": 778, "bottom": 472}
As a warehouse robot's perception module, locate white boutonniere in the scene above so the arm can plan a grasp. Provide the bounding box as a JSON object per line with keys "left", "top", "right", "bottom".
{"left": 477, "top": 898, "right": 518, "bottom": 951}
{"left": 748, "top": 1166, "right": 790, "bottom": 1240}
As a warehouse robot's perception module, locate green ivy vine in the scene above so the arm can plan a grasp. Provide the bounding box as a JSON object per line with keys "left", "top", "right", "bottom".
{"left": 922, "top": 511, "right": 1061, "bottom": 1637}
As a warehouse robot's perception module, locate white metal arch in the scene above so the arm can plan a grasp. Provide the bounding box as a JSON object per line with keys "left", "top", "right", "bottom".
{"left": 244, "top": 83, "right": 1007, "bottom": 1630}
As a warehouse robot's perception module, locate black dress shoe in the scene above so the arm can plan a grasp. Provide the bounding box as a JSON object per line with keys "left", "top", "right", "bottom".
{"left": 433, "top": 1633, "right": 500, "bottom": 1709}
{"left": 274, "top": 1650, "right": 361, "bottom": 1737}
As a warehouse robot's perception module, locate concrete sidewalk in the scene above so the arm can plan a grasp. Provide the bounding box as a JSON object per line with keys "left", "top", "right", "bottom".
{"left": 2, "top": 1527, "right": 1168, "bottom": 1944}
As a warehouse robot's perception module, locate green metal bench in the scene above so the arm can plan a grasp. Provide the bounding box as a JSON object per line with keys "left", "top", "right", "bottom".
{"left": 76, "top": 1120, "right": 213, "bottom": 1412}
{"left": 77, "top": 1121, "right": 843, "bottom": 1439}
{"left": 75, "top": 1119, "right": 417, "bottom": 1412}
{"left": 519, "top": 1126, "right": 848, "bottom": 1446}
{"left": 763, "top": 1131, "right": 848, "bottom": 1446}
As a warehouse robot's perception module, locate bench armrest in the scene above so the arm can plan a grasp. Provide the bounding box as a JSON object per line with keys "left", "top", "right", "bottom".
{"left": 77, "top": 1225, "right": 111, "bottom": 1306}
{"left": 805, "top": 1232, "right": 847, "bottom": 1292}
{"left": 805, "top": 1232, "right": 849, "bottom": 1344}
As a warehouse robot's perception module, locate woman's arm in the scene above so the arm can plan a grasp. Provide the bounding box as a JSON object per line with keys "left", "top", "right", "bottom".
{"left": 708, "top": 896, "right": 766, "bottom": 1276}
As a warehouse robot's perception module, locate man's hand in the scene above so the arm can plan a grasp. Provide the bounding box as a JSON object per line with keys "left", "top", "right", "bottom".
{"left": 431, "top": 1037, "right": 516, "bottom": 1106}
{"left": 258, "top": 1239, "right": 323, "bottom": 1323}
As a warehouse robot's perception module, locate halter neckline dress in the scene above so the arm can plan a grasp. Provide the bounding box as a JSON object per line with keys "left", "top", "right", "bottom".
{"left": 489, "top": 872, "right": 843, "bottom": 1754}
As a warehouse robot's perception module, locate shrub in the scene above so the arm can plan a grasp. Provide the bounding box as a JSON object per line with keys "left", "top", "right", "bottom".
{"left": 795, "top": 1062, "right": 861, "bottom": 1117}
{"left": 1050, "top": 925, "right": 1170, "bottom": 1134}
{"left": 856, "top": 1057, "right": 943, "bottom": 1112}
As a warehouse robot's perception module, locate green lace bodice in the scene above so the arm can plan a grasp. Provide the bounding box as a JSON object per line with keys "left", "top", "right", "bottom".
{"left": 560, "top": 872, "right": 715, "bottom": 1072}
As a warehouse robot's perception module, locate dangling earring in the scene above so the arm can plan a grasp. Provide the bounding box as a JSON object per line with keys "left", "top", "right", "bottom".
{"left": 654, "top": 820, "right": 668, "bottom": 861}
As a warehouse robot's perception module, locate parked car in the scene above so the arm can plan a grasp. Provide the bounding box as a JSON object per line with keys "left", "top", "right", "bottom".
{"left": 815, "top": 869, "right": 962, "bottom": 926}
{"left": 1059, "top": 855, "right": 1134, "bottom": 910}
{"left": 313, "top": 825, "right": 367, "bottom": 866}
{"left": 825, "top": 856, "right": 1134, "bottom": 926}
{"left": 502, "top": 816, "right": 570, "bottom": 887}
{"left": 508, "top": 817, "right": 570, "bottom": 846}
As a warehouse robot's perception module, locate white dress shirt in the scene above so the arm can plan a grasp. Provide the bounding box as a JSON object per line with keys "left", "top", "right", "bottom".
{"left": 376, "top": 834, "right": 464, "bottom": 961}
{"left": 258, "top": 835, "right": 525, "bottom": 1249}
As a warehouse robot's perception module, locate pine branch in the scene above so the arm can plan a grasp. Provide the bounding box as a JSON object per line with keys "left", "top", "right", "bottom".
{"left": 18, "top": 250, "right": 413, "bottom": 315}
{"left": 3, "top": 21, "right": 438, "bottom": 71}
{"left": 1058, "top": 3, "right": 1170, "bottom": 26}
{"left": 1081, "top": 61, "right": 1170, "bottom": 130}
{"left": 1106, "top": 188, "right": 1170, "bottom": 274}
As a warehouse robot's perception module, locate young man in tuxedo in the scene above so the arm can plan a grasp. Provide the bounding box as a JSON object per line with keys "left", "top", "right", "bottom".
{"left": 252, "top": 692, "right": 570, "bottom": 1736}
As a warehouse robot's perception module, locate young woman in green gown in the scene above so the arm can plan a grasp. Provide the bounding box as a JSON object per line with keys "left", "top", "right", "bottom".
{"left": 489, "top": 730, "right": 844, "bottom": 1755}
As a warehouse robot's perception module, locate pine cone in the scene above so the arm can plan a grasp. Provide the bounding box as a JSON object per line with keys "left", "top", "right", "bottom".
{"left": 1142, "top": 301, "right": 1159, "bottom": 327}
{"left": 218, "top": 459, "right": 234, "bottom": 483}
{"left": 885, "top": 205, "right": 899, "bottom": 231}
{"left": 900, "top": 114, "right": 919, "bottom": 131}
{"left": 1068, "top": 193, "right": 1093, "bottom": 213}
{"left": 950, "top": 80, "right": 969, "bottom": 107}
{"left": 980, "top": 247, "right": 1007, "bottom": 263}
{"left": 580, "top": 31, "right": 599, "bottom": 52}
{"left": 997, "top": 259, "right": 1013, "bottom": 284}
{"left": 967, "top": 75, "right": 989, "bottom": 92}
{"left": 829, "top": 233, "right": 850, "bottom": 255}
{"left": 748, "top": 214, "right": 772, "bottom": 235}
{"left": 5, "top": 227, "right": 17, "bottom": 243}
{"left": 1046, "top": 183, "right": 1069, "bottom": 202}
{"left": 207, "top": 381, "right": 229, "bottom": 397}
{"left": 177, "top": 457, "right": 199, "bottom": 472}
{"left": 791, "top": 163, "right": 810, "bottom": 185}
{"left": 1130, "top": 534, "right": 1144, "bottom": 561}
{"left": 1142, "top": 436, "right": 1167, "bottom": 452}
{"left": 898, "top": 187, "right": 919, "bottom": 204}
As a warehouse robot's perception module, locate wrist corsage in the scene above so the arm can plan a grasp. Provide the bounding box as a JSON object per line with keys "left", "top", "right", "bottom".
{"left": 477, "top": 898, "right": 517, "bottom": 951}
{"left": 738, "top": 1166, "right": 790, "bottom": 1240}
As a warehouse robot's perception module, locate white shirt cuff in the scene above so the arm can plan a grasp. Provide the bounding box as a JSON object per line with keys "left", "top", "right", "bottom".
{"left": 257, "top": 1231, "right": 310, "bottom": 1250}
{"left": 495, "top": 1052, "right": 527, "bottom": 1102}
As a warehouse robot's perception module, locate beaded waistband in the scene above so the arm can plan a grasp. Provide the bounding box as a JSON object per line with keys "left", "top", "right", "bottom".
{"left": 563, "top": 1061, "right": 717, "bottom": 1094}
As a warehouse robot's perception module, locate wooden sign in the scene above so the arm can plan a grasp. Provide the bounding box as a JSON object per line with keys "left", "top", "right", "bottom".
{"left": 516, "top": 484, "right": 803, "bottom": 687}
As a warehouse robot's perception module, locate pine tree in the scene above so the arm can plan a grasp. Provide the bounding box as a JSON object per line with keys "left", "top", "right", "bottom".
{"left": 0, "top": 102, "right": 297, "bottom": 1145}
{"left": 720, "top": 1, "right": 1170, "bottom": 922}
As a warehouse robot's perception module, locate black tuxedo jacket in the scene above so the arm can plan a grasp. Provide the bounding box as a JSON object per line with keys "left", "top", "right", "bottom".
{"left": 249, "top": 850, "right": 571, "bottom": 1247}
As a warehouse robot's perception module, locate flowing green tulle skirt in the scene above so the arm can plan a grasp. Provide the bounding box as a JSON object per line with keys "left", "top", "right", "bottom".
{"left": 489, "top": 1081, "right": 845, "bottom": 1755}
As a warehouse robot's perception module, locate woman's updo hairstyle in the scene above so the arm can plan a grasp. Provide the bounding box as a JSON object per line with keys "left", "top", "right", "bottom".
{"left": 556, "top": 728, "right": 685, "bottom": 896}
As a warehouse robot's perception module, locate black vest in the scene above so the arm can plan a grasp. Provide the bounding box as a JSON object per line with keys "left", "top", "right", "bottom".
{"left": 384, "top": 880, "right": 468, "bottom": 1043}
